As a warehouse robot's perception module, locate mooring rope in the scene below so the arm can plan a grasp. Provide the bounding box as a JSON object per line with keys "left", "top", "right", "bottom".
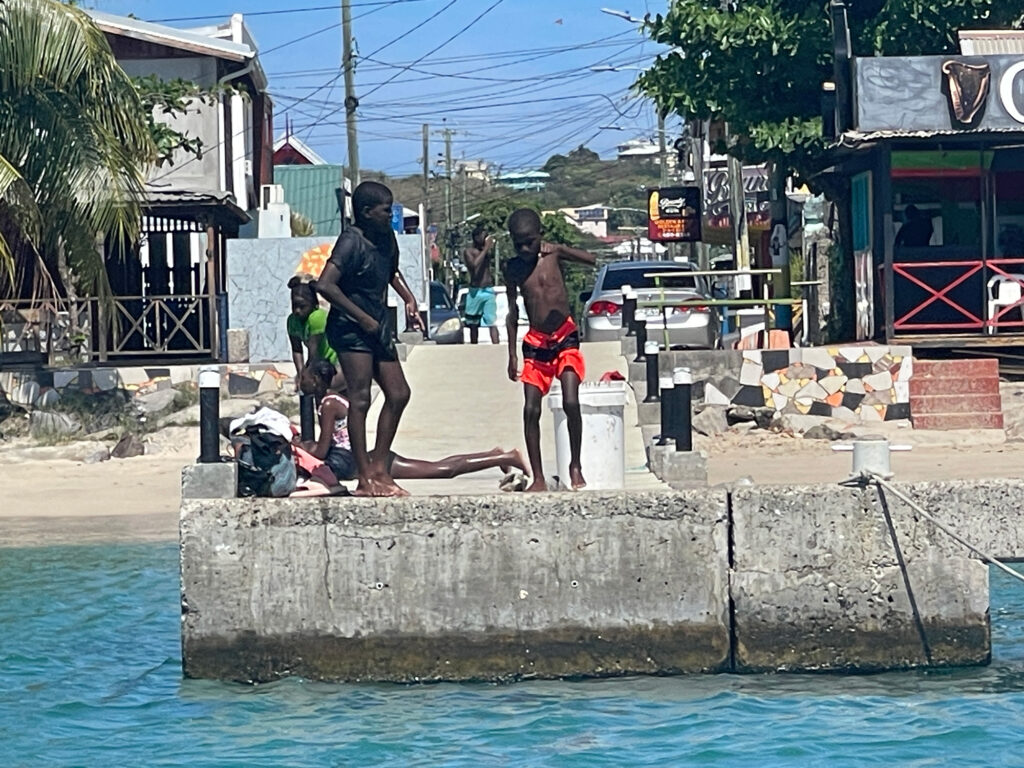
{"left": 868, "top": 474, "right": 1024, "bottom": 585}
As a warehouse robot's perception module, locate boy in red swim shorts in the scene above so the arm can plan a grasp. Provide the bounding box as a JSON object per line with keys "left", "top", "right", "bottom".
{"left": 505, "top": 209, "right": 597, "bottom": 491}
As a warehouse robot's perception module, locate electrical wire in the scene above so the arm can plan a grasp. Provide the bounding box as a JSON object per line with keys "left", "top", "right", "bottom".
{"left": 147, "top": 0, "right": 431, "bottom": 24}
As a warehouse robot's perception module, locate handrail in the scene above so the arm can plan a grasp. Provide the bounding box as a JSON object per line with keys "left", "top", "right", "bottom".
{"left": 643, "top": 268, "right": 782, "bottom": 279}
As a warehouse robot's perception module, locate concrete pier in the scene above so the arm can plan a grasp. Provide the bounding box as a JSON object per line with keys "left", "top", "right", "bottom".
{"left": 181, "top": 491, "right": 731, "bottom": 683}
{"left": 179, "top": 477, "right": 1024, "bottom": 682}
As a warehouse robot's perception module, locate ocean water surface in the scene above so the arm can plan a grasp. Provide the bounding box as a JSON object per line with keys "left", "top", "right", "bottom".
{"left": 1, "top": 542, "right": 1023, "bottom": 767}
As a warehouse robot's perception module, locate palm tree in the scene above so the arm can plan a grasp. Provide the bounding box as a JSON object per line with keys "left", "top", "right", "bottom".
{"left": 0, "top": 0, "right": 156, "bottom": 299}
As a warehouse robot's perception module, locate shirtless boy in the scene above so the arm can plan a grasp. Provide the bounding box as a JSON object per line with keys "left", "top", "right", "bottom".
{"left": 504, "top": 208, "right": 596, "bottom": 491}
{"left": 462, "top": 225, "right": 499, "bottom": 345}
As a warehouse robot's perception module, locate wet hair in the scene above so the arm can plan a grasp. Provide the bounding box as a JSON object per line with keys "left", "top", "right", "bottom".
{"left": 288, "top": 275, "right": 318, "bottom": 307}
{"left": 508, "top": 208, "right": 541, "bottom": 235}
{"left": 472, "top": 224, "right": 486, "bottom": 239}
{"left": 352, "top": 181, "right": 393, "bottom": 223}
{"left": 310, "top": 357, "right": 337, "bottom": 386}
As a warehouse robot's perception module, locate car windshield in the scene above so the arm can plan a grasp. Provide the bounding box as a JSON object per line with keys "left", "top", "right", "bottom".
{"left": 600, "top": 267, "right": 699, "bottom": 292}
{"left": 430, "top": 283, "right": 453, "bottom": 310}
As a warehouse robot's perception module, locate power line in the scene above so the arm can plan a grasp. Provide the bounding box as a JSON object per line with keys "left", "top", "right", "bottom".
{"left": 148, "top": 0, "right": 431, "bottom": 23}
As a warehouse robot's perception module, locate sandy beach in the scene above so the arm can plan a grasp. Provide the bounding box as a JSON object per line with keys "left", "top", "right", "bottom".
{"left": 3, "top": 343, "right": 1023, "bottom": 548}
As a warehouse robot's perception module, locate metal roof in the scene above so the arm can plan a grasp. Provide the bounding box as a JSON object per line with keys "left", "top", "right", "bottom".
{"left": 959, "top": 30, "right": 1024, "bottom": 56}
{"left": 273, "top": 134, "right": 328, "bottom": 166}
{"left": 85, "top": 9, "right": 254, "bottom": 62}
{"left": 837, "top": 127, "right": 1024, "bottom": 147}
{"left": 143, "top": 186, "right": 250, "bottom": 224}
{"left": 274, "top": 165, "right": 346, "bottom": 237}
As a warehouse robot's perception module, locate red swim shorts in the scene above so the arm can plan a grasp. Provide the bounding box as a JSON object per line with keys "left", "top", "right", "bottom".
{"left": 520, "top": 317, "right": 586, "bottom": 395}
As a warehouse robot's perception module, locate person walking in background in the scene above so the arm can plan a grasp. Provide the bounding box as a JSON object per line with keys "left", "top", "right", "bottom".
{"left": 299, "top": 359, "right": 528, "bottom": 486}
{"left": 504, "top": 209, "right": 596, "bottom": 492}
{"left": 286, "top": 277, "right": 344, "bottom": 392}
{"left": 462, "top": 225, "right": 500, "bottom": 344}
{"left": 316, "top": 181, "right": 425, "bottom": 497}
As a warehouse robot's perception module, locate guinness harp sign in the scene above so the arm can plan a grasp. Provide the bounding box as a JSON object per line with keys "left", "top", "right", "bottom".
{"left": 942, "top": 59, "right": 992, "bottom": 128}
{"left": 648, "top": 186, "right": 702, "bottom": 243}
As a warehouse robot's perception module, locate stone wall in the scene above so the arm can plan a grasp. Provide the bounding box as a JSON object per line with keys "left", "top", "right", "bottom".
{"left": 627, "top": 345, "right": 913, "bottom": 424}
{"left": 180, "top": 480, "right": 1021, "bottom": 682}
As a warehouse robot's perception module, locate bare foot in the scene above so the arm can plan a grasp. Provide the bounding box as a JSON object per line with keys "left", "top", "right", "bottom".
{"left": 569, "top": 466, "right": 587, "bottom": 491}
{"left": 353, "top": 476, "right": 409, "bottom": 497}
{"left": 525, "top": 478, "right": 547, "bottom": 493}
{"left": 368, "top": 471, "right": 410, "bottom": 497}
{"left": 498, "top": 448, "right": 528, "bottom": 475}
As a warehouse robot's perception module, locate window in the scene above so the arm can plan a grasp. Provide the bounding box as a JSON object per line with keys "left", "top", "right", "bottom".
{"left": 430, "top": 283, "right": 453, "bottom": 310}
{"left": 600, "top": 266, "right": 698, "bottom": 291}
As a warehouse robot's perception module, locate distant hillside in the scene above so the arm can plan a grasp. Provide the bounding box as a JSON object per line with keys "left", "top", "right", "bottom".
{"left": 364, "top": 144, "right": 661, "bottom": 232}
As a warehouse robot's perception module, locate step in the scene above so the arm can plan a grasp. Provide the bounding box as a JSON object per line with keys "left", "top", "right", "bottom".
{"left": 909, "top": 393, "right": 1003, "bottom": 415}
{"left": 912, "top": 412, "right": 1005, "bottom": 431}
{"left": 909, "top": 375, "right": 1000, "bottom": 396}
{"left": 913, "top": 358, "right": 1000, "bottom": 379}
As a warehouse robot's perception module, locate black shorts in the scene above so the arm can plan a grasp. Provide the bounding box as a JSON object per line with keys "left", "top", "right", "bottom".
{"left": 326, "top": 315, "right": 398, "bottom": 362}
{"left": 325, "top": 446, "right": 358, "bottom": 482}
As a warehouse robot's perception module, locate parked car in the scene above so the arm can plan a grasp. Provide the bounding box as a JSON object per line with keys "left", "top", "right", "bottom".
{"left": 428, "top": 281, "right": 464, "bottom": 344}
{"left": 455, "top": 285, "right": 529, "bottom": 343}
{"left": 580, "top": 260, "right": 721, "bottom": 349}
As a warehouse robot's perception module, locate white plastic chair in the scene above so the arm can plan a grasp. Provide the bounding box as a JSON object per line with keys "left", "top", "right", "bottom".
{"left": 986, "top": 275, "right": 1024, "bottom": 334}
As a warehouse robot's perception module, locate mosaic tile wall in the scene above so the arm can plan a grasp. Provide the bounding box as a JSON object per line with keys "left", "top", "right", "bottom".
{"left": 702, "top": 345, "right": 913, "bottom": 422}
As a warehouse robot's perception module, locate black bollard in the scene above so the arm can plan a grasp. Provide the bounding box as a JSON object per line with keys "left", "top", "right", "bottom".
{"left": 299, "top": 394, "right": 316, "bottom": 442}
{"left": 672, "top": 367, "right": 693, "bottom": 452}
{"left": 643, "top": 341, "right": 661, "bottom": 403}
{"left": 633, "top": 319, "right": 648, "bottom": 363}
{"left": 657, "top": 376, "right": 675, "bottom": 446}
{"left": 198, "top": 365, "right": 221, "bottom": 463}
{"left": 621, "top": 286, "right": 638, "bottom": 337}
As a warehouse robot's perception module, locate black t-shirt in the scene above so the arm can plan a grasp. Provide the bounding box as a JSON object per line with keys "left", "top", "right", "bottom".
{"left": 325, "top": 227, "right": 398, "bottom": 328}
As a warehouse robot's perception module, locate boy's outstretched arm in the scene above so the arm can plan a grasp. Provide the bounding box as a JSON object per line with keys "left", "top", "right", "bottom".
{"left": 506, "top": 279, "right": 520, "bottom": 382}
{"left": 541, "top": 242, "right": 597, "bottom": 266}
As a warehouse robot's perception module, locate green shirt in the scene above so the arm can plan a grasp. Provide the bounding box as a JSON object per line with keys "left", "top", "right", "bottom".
{"left": 287, "top": 308, "right": 338, "bottom": 365}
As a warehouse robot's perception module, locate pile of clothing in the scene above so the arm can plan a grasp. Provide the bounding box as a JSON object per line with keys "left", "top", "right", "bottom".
{"left": 227, "top": 407, "right": 344, "bottom": 498}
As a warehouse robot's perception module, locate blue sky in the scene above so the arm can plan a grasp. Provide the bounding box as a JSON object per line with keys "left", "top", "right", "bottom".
{"left": 85, "top": 0, "right": 676, "bottom": 176}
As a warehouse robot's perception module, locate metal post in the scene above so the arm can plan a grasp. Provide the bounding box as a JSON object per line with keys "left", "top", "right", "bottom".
{"left": 198, "top": 365, "right": 221, "bottom": 464}
{"left": 643, "top": 341, "right": 661, "bottom": 403}
{"left": 299, "top": 394, "right": 316, "bottom": 442}
{"left": 672, "top": 367, "right": 693, "bottom": 452}
{"left": 342, "top": 0, "right": 360, "bottom": 186}
{"left": 633, "top": 319, "right": 648, "bottom": 363}
{"left": 622, "top": 285, "right": 637, "bottom": 336}
{"left": 657, "top": 376, "right": 675, "bottom": 446}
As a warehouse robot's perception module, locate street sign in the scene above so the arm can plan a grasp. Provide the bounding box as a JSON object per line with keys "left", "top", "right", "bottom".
{"left": 648, "top": 186, "right": 702, "bottom": 242}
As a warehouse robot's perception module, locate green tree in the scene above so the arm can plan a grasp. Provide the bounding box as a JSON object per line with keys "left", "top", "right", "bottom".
{"left": 0, "top": 0, "right": 156, "bottom": 297}
{"left": 133, "top": 75, "right": 224, "bottom": 168}
{"left": 636, "top": 0, "right": 1024, "bottom": 339}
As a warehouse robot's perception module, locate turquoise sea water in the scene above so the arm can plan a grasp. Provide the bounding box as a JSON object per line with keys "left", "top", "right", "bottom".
{"left": 1, "top": 543, "right": 1023, "bottom": 767}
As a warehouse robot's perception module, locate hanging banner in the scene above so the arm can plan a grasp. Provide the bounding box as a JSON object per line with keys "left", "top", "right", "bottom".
{"left": 647, "top": 186, "right": 702, "bottom": 242}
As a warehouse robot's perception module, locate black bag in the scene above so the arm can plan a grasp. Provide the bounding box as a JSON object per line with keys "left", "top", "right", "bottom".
{"left": 237, "top": 429, "right": 296, "bottom": 497}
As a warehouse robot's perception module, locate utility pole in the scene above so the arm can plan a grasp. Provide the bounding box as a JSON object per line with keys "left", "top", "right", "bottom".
{"left": 726, "top": 123, "right": 751, "bottom": 297}
{"left": 657, "top": 109, "right": 676, "bottom": 261}
{"left": 342, "top": 0, "right": 360, "bottom": 187}
{"left": 442, "top": 124, "right": 454, "bottom": 291}
{"left": 421, "top": 123, "right": 429, "bottom": 215}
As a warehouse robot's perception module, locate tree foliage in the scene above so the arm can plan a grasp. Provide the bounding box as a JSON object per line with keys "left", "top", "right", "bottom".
{"left": 637, "top": 0, "right": 1024, "bottom": 175}
{"left": 0, "top": 0, "right": 156, "bottom": 297}
{"left": 133, "top": 75, "right": 224, "bottom": 168}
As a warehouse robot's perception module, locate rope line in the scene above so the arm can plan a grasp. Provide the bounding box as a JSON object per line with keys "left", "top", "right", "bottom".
{"left": 869, "top": 473, "right": 1024, "bottom": 585}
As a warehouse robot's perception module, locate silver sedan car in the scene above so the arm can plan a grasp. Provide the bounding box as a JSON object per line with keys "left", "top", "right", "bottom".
{"left": 580, "top": 260, "right": 721, "bottom": 349}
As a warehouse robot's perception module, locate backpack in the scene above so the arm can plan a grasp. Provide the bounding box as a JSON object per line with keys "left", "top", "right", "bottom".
{"left": 237, "top": 429, "right": 296, "bottom": 497}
